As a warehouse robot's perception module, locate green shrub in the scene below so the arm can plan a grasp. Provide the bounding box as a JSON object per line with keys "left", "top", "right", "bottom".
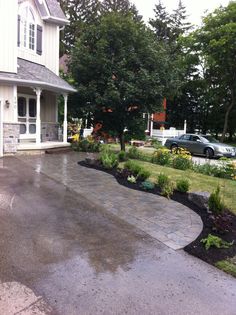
{"left": 157, "top": 173, "right": 174, "bottom": 198}
{"left": 124, "top": 160, "right": 150, "bottom": 181}
{"left": 192, "top": 163, "right": 229, "bottom": 179}
{"left": 176, "top": 178, "right": 190, "bottom": 193}
{"left": 157, "top": 173, "right": 169, "bottom": 189}
{"left": 172, "top": 155, "right": 193, "bottom": 170}
{"left": 152, "top": 148, "right": 172, "bottom": 166}
{"left": 128, "top": 146, "right": 140, "bottom": 159}
{"left": 140, "top": 180, "right": 155, "bottom": 190}
{"left": 137, "top": 169, "right": 151, "bottom": 181}
{"left": 72, "top": 138, "right": 100, "bottom": 152}
{"left": 127, "top": 175, "right": 137, "bottom": 184}
{"left": 118, "top": 150, "right": 128, "bottom": 162}
{"left": 100, "top": 144, "right": 112, "bottom": 153}
{"left": 124, "top": 160, "right": 142, "bottom": 176}
{"left": 201, "top": 234, "right": 234, "bottom": 250}
{"left": 100, "top": 151, "right": 119, "bottom": 169}
{"left": 208, "top": 186, "right": 225, "bottom": 214}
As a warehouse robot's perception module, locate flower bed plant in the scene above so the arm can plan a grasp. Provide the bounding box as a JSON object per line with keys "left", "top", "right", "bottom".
{"left": 72, "top": 136, "right": 101, "bottom": 152}
{"left": 125, "top": 146, "right": 236, "bottom": 181}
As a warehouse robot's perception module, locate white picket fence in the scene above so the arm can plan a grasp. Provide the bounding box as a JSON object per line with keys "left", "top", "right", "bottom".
{"left": 152, "top": 121, "right": 187, "bottom": 145}
{"left": 152, "top": 129, "right": 185, "bottom": 145}
{"left": 83, "top": 128, "right": 93, "bottom": 138}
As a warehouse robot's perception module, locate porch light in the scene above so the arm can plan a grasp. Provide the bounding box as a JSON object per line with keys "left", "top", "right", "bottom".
{"left": 5, "top": 100, "right": 10, "bottom": 108}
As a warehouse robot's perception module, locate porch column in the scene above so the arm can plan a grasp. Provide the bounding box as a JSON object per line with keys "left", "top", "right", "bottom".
{"left": 150, "top": 114, "right": 154, "bottom": 137}
{"left": 63, "top": 93, "right": 68, "bottom": 143}
{"left": 34, "top": 88, "right": 42, "bottom": 145}
{"left": 184, "top": 120, "right": 187, "bottom": 134}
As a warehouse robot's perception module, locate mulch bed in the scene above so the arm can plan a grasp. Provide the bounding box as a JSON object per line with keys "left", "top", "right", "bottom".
{"left": 78, "top": 160, "right": 236, "bottom": 268}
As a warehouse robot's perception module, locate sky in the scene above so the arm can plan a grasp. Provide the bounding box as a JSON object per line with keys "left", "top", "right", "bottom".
{"left": 132, "top": 0, "right": 231, "bottom": 26}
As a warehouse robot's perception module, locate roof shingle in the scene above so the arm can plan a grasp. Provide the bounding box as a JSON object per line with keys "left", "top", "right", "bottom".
{"left": 0, "top": 58, "right": 76, "bottom": 93}
{"left": 45, "top": 0, "right": 67, "bottom": 20}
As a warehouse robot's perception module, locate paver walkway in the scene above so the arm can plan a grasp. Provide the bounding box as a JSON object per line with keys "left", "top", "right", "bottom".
{"left": 0, "top": 155, "right": 236, "bottom": 315}
{"left": 18, "top": 151, "right": 202, "bottom": 250}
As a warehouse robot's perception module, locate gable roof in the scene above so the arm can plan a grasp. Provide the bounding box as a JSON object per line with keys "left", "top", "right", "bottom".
{"left": 0, "top": 58, "right": 76, "bottom": 93}
{"left": 45, "top": 0, "right": 66, "bottom": 20}
{"left": 34, "top": 0, "right": 68, "bottom": 25}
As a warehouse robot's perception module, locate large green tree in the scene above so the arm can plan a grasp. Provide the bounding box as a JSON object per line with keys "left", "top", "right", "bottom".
{"left": 149, "top": 1, "right": 171, "bottom": 42}
{"left": 101, "top": 0, "right": 141, "bottom": 20}
{"left": 191, "top": 2, "right": 236, "bottom": 141}
{"left": 70, "top": 13, "right": 171, "bottom": 150}
{"left": 149, "top": 0, "right": 192, "bottom": 126}
{"left": 59, "top": 0, "right": 100, "bottom": 52}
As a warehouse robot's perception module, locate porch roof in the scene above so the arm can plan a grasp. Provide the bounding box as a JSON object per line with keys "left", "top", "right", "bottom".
{"left": 0, "top": 58, "right": 76, "bottom": 94}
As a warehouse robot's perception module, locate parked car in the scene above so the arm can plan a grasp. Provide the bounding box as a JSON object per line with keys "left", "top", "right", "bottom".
{"left": 165, "top": 134, "right": 236, "bottom": 158}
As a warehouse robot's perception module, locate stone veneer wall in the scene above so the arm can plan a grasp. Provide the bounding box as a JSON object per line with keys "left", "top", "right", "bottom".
{"left": 41, "top": 123, "right": 60, "bottom": 142}
{"left": 3, "top": 123, "right": 20, "bottom": 154}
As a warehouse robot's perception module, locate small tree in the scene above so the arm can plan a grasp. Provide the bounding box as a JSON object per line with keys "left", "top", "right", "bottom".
{"left": 71, "top": 13, "right": 171, "bottom": 150}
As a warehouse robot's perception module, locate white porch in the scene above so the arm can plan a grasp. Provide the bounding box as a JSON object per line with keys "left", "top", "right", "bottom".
{"left": 148, "top": 117, "right": 187, "bottom": 145}
{"left": 18, "top": 87, "right": 68, "bottom": 146}
{"left": 0, "top": 58, "right": 76, "bottom": 156}
{"left": 17, "top": 141, "right": 70, "bottom": 153}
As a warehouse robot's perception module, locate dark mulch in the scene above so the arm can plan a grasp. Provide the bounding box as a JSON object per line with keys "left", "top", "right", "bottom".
{"left": 78, "top": 160, "right": 236, "bottom": 267}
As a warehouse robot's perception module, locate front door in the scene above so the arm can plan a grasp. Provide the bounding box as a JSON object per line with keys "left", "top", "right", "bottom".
{"left": 18, "top": 95, "right": 37, "bottom": 140}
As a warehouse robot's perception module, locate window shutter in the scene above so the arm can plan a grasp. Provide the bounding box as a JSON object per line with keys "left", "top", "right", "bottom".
{"left": 36, "top": 25, "right": 43, "bottom": 55}
{"left": 17, "top": 15, "right": 20, "bottom": 47}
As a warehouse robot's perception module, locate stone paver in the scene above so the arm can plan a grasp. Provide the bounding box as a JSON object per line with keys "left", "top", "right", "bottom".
{"left": 0, "top": 281, "right": 52, "bottom": 315}
{"left": 18, "top": 152, "right": 203, "bottom": 250}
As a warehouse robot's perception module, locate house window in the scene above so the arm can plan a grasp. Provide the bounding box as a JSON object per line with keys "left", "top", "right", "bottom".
{"left": 18, "top": 97, "right": 26, "bottom": 117}
{"left": 20, "top": 5, "right": 36, "bottom": 51}
{"left": 29, "top": 23, "right": 35, "bottom": 50}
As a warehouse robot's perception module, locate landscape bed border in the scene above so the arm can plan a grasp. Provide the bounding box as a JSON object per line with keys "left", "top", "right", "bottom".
{"left": 78, "top": 159, "right": 236, "bottom": 277}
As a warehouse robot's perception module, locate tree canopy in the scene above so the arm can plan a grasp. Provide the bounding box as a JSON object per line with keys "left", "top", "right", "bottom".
{"left": 60, "top": 0, "right": 236, "bottom": 143}
{"left": 188, "top": 2, "right": 236, "bottom": 140}
{"left": 70, "top": 13, "right": 172, "bottom": 150}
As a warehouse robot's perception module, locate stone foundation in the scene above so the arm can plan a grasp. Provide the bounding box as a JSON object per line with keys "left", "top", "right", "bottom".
{"left": 3, "top": 123, "right": 20, "bottom": 154}
{"left": 41, "top": 123, "right": 59, "bottom": 142}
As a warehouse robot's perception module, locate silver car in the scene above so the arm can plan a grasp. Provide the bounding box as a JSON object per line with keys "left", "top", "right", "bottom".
{"left": 165, "top": 134, "right": 236, "bottom": 158}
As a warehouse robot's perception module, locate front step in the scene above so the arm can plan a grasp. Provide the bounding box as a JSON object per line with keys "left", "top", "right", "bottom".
{"left": 45, "top": 147, "right": 72, "bottom": 154}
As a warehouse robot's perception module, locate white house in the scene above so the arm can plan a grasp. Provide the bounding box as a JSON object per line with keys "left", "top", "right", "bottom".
{"left": 0, "top": 0, "right": 76, "bottom": 156}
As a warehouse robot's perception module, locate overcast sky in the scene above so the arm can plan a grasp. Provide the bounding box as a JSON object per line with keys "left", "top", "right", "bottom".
{"left": 132, "top": 0, "right": 231, "bottom": 26}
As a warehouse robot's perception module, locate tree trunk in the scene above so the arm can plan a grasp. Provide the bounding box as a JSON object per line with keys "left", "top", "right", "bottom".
{"left": 119, "top": 132, "right": 125, "bottom": 151}
{"left": 221, "top": 91, "right": 235, "bottom": 142}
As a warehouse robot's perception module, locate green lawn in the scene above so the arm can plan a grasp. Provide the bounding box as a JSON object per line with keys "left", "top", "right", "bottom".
{"left": 216, "top": 258, "right": 236, "bottom": 277}
{"left": 121, "top": 160, "right": 236, "bottom": 214}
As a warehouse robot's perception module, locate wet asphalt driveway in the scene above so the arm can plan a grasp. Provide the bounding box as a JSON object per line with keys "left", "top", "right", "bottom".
{"left": 0, "top": 155, "right": 235, "bottom": 315}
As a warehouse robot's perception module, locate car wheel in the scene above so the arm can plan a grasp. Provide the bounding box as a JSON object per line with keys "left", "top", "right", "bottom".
{"left": 205, "top": 148, "right": 214, "bottom": 159}
{"left": 171, "top": 144, "right": 178, "bottom": 153}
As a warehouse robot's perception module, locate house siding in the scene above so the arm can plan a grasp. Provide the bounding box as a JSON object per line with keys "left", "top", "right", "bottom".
{"left": 0, "top": 1, "right": 17, "bottom": 73}
{"left": 0, "top": 86, "right": 17, "bottom": 123}
{"left": 17, "top": 0, "right": 44, "bottom": 65}
{"left": 44, "top": 23, "right": 60, "bottom": 74}
{"left": 41, "top": 91, "right": 57, "bottom": 122}
{"left": 17, "top": 0, "right": 60, "bottom": 74}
